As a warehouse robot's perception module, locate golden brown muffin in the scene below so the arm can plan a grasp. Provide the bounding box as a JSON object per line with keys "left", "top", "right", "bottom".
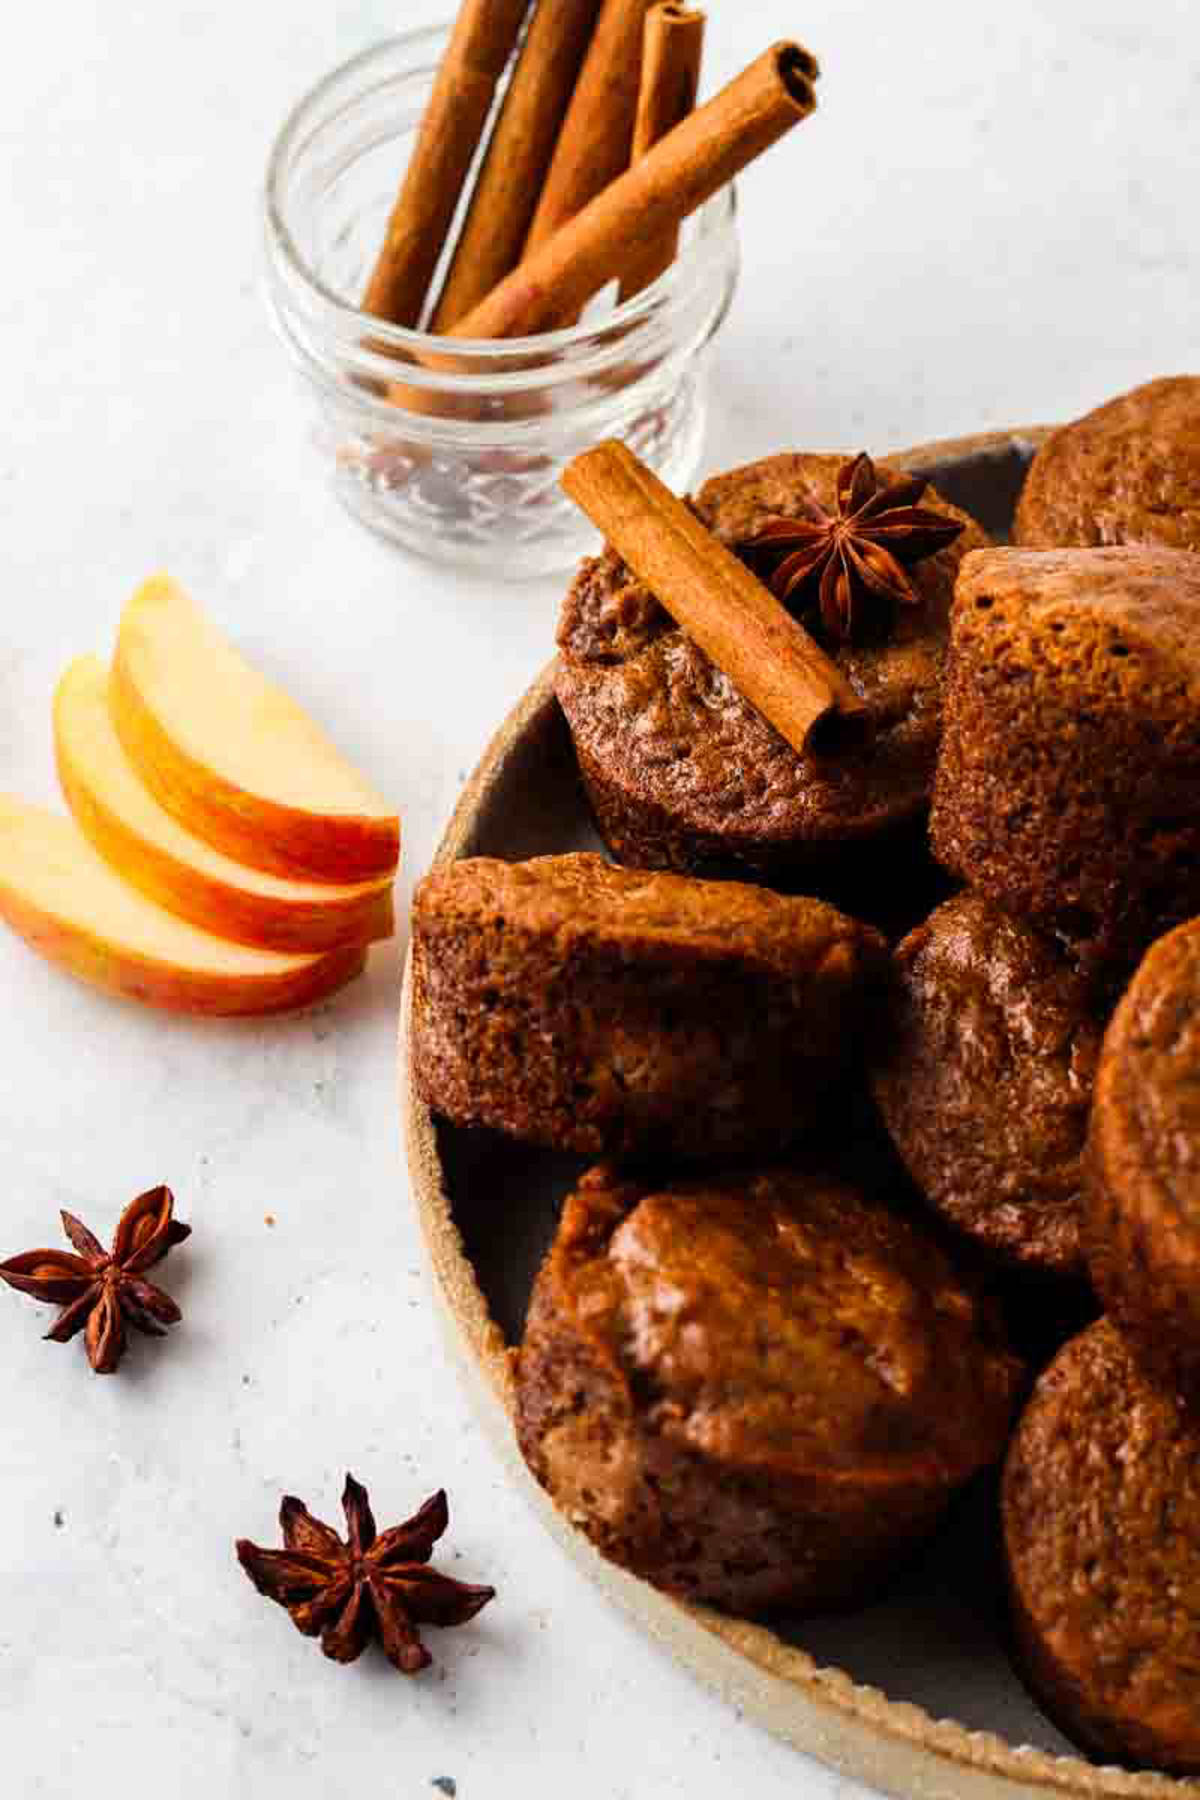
{"left": 872, "top": 893, "right": 1104, "bottom": 1277}
{"left": 1087, "top": 917, "right": 1200, "bottom": 1398}
{"left": 517, "top": 1162, "right": 1022, "bottom": 1615}
{"left": 931, "top": 545, "right": 1200, "bottom": 981}
{"left": 1015, "top": 375, "right": 1200, "bottom": 550}
{"left": 411, "top": 853, "right": 886, "bottom": 1161}
{"left": 555, "top": 452, "right": 990, "bottom": 886}
{"left": 1003, "top": 1319, "right": 1200, "bottom": 1774}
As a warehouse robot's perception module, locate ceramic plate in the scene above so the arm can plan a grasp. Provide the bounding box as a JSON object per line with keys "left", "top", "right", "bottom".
{"left": 400, "top": 428, "right": 1185, "bottom": 1800}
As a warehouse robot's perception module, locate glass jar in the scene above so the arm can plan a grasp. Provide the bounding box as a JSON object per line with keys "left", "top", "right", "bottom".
{"left": 263, "top": 26, "right": 740, "bottom": 577}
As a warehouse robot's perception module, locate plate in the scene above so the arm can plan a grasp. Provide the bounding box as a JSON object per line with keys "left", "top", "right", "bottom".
{"left": 400, "top": 428, "right": 1184, "bottom": 1800}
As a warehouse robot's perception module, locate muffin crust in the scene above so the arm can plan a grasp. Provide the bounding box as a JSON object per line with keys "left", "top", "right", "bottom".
{"left": 1004, "top": 1320, "right": 1200, "bottom": 1774}
{"left": 931, "top": 545, "right": 1200, "bottom": 979}
{"left": 411, "top": 853, "right": 886, "bottom": 1160}
{"left": 1087, "top": 916, "right": 1200, "bottom": 1396}
{"left": 517, "top": 1162, "right": 1021, "bottom": 1614}
{"left": 873, "top": 893, "right": 1103, "bottom": 1276}
{"left": 556, "top": 452, "right": 990, "bottom": 883}
{"left": 1015, "top": 375, "right": 1200, "bottom": 550}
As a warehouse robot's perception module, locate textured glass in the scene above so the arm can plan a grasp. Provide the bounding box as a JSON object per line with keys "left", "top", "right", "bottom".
{"left": 264, "top": 28, "right": 739, "bottom": 576}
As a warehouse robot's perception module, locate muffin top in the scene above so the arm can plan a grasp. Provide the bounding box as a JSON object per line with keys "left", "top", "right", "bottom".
{"left": 1090, "top": 916, "right": 1200, "bottom": 1255}
{"left": 1004, "top": 1319, "right": 1200, "bottom": 1772}
{"left": 873, "top": 892, "right": 1101, "bottom": 1275}
{"left": 1015, "top": 375, "right": 1200, "bottom": 550}
{"left": 556, "top": 452, "right": 990, "bottom": 852}
{"left": 414, "top": 852, "right": 885, "bottom": 981}
{"left": 541, "top": 1163, "right": 1021, "bottom": 1486}
{"left": 947, "top": 544, "right": 1200, "bottom": 705}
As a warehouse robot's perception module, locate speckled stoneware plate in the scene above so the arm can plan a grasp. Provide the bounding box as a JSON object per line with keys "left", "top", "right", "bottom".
{"left": 400, "top": 428, "right": 1189, "bottom": 1800}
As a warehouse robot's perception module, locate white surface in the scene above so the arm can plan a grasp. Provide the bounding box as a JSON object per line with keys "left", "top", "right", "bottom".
{"left": 0, "top": 3, "right": 1196, "bottom": 1797}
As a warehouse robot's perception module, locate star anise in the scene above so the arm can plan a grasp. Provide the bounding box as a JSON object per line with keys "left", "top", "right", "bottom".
{"left": 0, "top": 1185, "right": 190, "bottom": 1374}
{"left": 236, "top": 1476, "right": 495, "bottom": 1675}
{"left": 739, "top": 451, "right": 965, "bottom": 645}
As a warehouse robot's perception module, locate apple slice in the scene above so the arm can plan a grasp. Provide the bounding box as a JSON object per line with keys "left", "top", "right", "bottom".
{"left": 0, "top": 798, "right": 366, "bottom": 1015}
{"left": 56, "top": 657, "right": 394, "bottom": 953}
{"left": 112, "top": 576, "right": 400, "bottom": 883}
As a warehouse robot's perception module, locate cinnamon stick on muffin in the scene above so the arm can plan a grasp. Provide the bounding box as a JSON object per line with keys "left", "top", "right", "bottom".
{"left": 556, "top": 451, "right": 988, "bottom": 886}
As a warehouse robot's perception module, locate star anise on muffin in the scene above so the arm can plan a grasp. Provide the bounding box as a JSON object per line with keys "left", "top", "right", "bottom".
{"left": 739, "top": 451, "right": 964, "bottom": 644}
{"left": 236, "top": 1476, "right": 495, "bottom": 1675}
{"left": 0, "top": 1185, "right": 190, "bottom": 1374}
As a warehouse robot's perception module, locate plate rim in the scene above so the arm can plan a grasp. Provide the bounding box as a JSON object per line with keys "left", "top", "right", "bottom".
{"left": 399, "top": 425, "right": 1189, "bottom": 1800}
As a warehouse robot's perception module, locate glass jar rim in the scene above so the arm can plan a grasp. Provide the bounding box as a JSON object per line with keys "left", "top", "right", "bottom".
{"left": 263, "top": 23, "right": 738, "bottom": 367}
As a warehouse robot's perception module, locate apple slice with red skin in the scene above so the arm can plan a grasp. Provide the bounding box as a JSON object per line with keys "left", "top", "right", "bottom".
{"left": 0, "top": 797, "right": 365, "bottom": 1016}
{"left": 56, "top": 656, "right": 394, "bottom": 954}
{"left": 112, "top": 576, "right": 400, "bottom": 884}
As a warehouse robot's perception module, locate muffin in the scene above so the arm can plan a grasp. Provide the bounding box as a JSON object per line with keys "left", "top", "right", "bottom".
{"left": 517, "top": 1161, "right": 1021, "bottom": 1615}
{"left": 410, "top": 853, "right": 886, "bottom": 1161}
{"left": 872, "top": 892, "right": 1104, "bottom": 1277}
{"left": 555, "top": 451, "right": 989, "bottom": 888}
{"left": 1003, "top": 1319, "right": 1200, "bottom": 1774}
{"left": 1015, "top": 375, "right": 1200, "bottom": 550}
{"left": 931, "top": 545, "right": 1200, "bottom": 980}
{"left": 1087, "top": 916, "right": 1200, "bottom": 1398}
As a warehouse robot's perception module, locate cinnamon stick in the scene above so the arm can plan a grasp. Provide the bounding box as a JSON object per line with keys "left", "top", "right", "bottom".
{"left": 428, "top": 0, "right": 605, "bottom": 331}
{"left": 562, "top": 442, "right": 866, "bottom": 754}
{"left": 361, "top": 0, "right": 530, "bottom": 327}
{"left": 447, "top": 43, "right": 818, "bottom": 342}
{"left": 619, "top": 4, "right": 706, "bottom": 301}
{"left": 523, "top": 0, "right": 651, "bottom": 258}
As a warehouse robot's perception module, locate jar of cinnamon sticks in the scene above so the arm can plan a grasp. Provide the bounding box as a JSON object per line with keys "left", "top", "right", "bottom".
{"left": 264, "top": 14, "right": 816, "bottom": 575}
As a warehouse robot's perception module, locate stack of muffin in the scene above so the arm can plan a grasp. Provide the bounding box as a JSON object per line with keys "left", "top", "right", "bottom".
{"left": 411, "top": 375, "right": 1200, "bottom": 1776}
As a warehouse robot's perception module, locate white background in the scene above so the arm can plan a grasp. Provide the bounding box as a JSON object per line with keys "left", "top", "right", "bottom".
{"left": 0, "top": 2, "right": 1196, "bottom": 1796}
